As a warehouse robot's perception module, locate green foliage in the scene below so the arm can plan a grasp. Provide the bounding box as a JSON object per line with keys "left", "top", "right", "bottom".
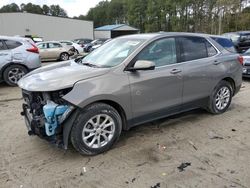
{"left": 82, "top": 0, "right": 250, "bottom": 34}
{"left": 1, "top": 1, "right": 250, "bottom": 34}
{"left": 0, "top": 3, "right": 20, "bottom": 13}
{"left": 0, "top": 3, "right": 68, "bottom": 17}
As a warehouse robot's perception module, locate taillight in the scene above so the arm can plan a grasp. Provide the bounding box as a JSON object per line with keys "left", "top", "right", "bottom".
{"left": 238, "top": 56, "right": 244, "bottom": 65}
{"left": 26, "top": 44, "right": 39, "bottom": 54}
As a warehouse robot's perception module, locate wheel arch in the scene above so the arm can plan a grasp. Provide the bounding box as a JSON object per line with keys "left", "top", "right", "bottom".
{"left": 92, "top": 100, "right": 128, "bottom": 130}
{"left": 62, "top": 99, "right": 128, "bottom": 150}
{"left": 222, "top": 77, "right": 236, "bottom": 95}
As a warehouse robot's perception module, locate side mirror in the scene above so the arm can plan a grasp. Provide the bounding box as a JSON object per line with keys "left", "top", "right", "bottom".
{"left": 126, "top": 60, "right": 155, "bottom": 71}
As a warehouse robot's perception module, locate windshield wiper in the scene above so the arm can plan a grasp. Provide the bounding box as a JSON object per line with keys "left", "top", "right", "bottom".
{"left": 82, "top": 62, "right": 99, "bottom": 68}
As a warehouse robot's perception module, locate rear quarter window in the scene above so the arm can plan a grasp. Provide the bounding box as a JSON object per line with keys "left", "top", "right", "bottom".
{"left": 5, "top": 40, "right": 22, "bottom": 49}
{"left": 212, "top": 37, "right": 236, "bottom": 53}
{"left": 179, "top": 36, "right": 208, "bottom": 61}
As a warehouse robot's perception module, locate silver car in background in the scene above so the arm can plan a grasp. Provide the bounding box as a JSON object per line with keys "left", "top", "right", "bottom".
{"left": 0, "top": 36, "right": 41, "bottom": 86}
{"left": 18, "top": 33, "right": 242, "bottom": 155}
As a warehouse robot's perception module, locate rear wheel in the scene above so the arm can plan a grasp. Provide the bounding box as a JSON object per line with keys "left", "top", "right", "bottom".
{"left": 207, "top": 80, "right": 233, "bottom": 114}
{"left": 70, "top": 103, "right": 122, "bottom": 155}
{"left": 3, "top": 65, "right": 28, "bottom": 86}
{"left": 60, "top": 52, "right": 69, "bottom": 61}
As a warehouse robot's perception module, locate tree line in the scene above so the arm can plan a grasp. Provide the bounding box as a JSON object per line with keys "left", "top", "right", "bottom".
{"left": 0, "top": 3, "right": 67, "bottom": 17}
{"left": 80, "top": 0, "right": 250, "bottom": 34}
{"left": 1, "top": 1, "right": 250, "bottom": 34}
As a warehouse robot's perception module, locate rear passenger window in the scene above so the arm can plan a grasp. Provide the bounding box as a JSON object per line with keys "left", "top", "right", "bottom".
{"left": 5, "top": 40, "right": 22, "bottom": 49}
{"left": 179, "top": 37, "right": 208, "bottom": 61}
{"left": 136, "top": 38, "right": 177, "bottom": 67}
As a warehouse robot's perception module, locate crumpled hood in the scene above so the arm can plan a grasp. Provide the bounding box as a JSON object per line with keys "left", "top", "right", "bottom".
{"left": 18, "top": 60, "right": 110, "bottom": 92}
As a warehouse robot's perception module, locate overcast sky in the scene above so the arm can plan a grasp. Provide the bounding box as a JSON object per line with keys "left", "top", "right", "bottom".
{"left": 0, "top": 0, "right": 103, "bottom": 17}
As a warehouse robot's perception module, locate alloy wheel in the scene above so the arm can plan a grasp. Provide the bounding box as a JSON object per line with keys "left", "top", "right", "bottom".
{"left": 215, "top": 86, "right": 231, "bottom": 110}
{"left": 82, "top": 114, "right": 115, "bottom": 149}
{"left": 8, "top": 68, "right": 25, "bottom": 84}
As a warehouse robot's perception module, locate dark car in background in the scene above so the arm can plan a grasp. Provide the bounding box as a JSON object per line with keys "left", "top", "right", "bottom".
{"left": 73, "top": 38, "right": 93, "bottom": 48}
{"left": 84, "top": 39, "right": 108, "bottom": 52}
{"left": 210, "top": 35, "right": 237, "bottom": 53}
{"left": 223, "top": 31, "right": 250, "bottom": 53}
{"left": 241, "top": 48, "right": 250, "bottom": 77}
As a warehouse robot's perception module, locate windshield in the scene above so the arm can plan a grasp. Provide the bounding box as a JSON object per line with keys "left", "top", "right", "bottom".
{"left": 81, "top": 38, "right": 145, "bottom": 68}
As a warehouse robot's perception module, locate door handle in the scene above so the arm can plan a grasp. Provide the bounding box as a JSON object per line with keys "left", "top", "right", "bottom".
{"left": 213, "top": 60, "right": 221, "bottom": 65}
{"left": 170, "top": 69, "right": 182, "bottom": 74}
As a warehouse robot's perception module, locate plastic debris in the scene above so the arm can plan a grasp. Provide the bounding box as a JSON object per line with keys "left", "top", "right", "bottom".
{"left": 177, "top": 162, "right": 191, "bottom": 172}
{"left": 83, "top": 167, "right": 87, "bottom": 173}
{"left": 151, "top": 183, "right": 161, "bottom": 188}
{"left": 208, "top": 131, "right": 223, "bottom": 139}
{"left": 188, "top": 140, "right": 198, "bottom": 150}
{"left": 162, "top": 172, "right": 167, "bottom": 176}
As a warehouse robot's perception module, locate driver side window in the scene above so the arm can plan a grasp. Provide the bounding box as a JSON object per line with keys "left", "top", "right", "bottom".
{"left": 136, "top": 38, "right": 177, "bottom": 67}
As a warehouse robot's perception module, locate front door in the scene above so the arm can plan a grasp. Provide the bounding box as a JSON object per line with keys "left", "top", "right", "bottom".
{"left": 127, "top": 37, "right": 183, "bottom": 125}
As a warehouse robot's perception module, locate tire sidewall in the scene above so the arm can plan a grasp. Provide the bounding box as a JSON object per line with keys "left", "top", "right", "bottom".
{"left": 3, "top": 65, "right": 28, "bottom": 86}
{"left": 60, "top": 53, "right": 69, "bottom": 61}
{"left": 210, "top": 81, "right": 233, "bottom": 114}
{"left": 71, "top": 104, "right": 122, "bottom": 155}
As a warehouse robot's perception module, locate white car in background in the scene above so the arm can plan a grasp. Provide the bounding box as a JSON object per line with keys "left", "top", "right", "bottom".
{"left": 0, "top": 36, "right": 41, "bottom": 86}
{"left": 60, "top": 40, "right": 83, "bottom": 54}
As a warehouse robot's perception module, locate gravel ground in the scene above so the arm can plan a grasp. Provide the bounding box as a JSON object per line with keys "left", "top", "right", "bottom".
{"left": 0, "top": 77, "right": 250, "bottom": 188}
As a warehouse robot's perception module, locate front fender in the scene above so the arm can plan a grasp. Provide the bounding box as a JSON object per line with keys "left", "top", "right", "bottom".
{"left": 62, "top": 72, "right": 132, "bottom": 120}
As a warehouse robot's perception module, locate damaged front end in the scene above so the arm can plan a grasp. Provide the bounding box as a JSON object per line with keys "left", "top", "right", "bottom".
{"left": 21, "top": 88, "right": 75, "bottom": 148}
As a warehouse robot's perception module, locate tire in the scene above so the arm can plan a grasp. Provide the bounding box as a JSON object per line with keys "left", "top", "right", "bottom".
{"left": 60, "top": 52, "right": 69, "bottom": 61}
{"left": 207, "top": 80, "right": 233, "bottom": 114}
{"left": 70, "top": 103, "right": 122, "bottom": 155}
{"left": 3, "top": 65, "right": 28, "bottom": 86}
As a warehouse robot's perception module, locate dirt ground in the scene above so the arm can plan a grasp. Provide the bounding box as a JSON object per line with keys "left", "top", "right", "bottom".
{"left": 0, "top": 79, "right": 250, "bottom": 188}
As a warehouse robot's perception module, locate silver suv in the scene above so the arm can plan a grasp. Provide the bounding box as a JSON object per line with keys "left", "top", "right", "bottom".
{"left": 18, "top": 33, "right": 242, "bottom": 155}
{"left": 0, "top": 36, "right": 41, "bottom": 86}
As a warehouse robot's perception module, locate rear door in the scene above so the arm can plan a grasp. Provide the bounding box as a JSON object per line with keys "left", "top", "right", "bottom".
{"left": 0, "top": 40, "right": 12, "bottom": 66}
{"left": 177, "top": 36, "right": 220, "bottom": 105}
{"left": 48, "top": 43, "right": 63, "bottom": 59}
{"left": 128, "top": 37, "right": 183, "bottom": 124}
{"left": 5, "top": 39, "right": 24, "bottom": 63}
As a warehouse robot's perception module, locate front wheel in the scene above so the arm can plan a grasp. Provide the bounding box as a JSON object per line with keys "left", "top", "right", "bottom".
{"left": 207, "top": 80, "right": 233, "bottom": 114}
{"left": 70, "top": 103, "right": 122, "bottom": 155}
